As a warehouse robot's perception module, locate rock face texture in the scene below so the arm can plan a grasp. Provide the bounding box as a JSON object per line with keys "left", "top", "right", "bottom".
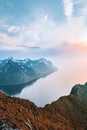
{"left": 0, "top": 83, "right": 87, "bottom": 130}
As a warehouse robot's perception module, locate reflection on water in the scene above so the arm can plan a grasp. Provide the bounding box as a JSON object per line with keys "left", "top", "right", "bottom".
{"left": 0, "top": 79, "right": 37, "bottom": 95}
{"left": 15, "top": 71, "right": 71, "bottom": 107}
{"left": 15, "top": 54, "right": 87, "bottom": 107}
{"left": 1, "top": 53, "right": 87, "bottom": 107}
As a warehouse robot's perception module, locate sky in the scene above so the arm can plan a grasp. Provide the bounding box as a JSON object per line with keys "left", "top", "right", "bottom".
{"left": 0, "top": 0, "right": 87, "bottom": 58}
{"left": 0, "top": 0, "right": 87, "bottom": 106}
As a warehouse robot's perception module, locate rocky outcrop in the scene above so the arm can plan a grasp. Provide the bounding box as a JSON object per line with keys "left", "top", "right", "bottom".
{"left": 0, "top": 83, "right": 87, "bottom": 130}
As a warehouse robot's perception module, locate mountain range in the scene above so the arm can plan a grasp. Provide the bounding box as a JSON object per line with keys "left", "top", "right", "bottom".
{"left": 0, "top": 83, "right": 87, "bottom": 130}
{"left": 0, "top": 57, "right": 57, "bottom": 95}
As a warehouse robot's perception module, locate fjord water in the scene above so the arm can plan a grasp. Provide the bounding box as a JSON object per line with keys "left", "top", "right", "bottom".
{"left": 16, "top": 53, "right": 87, "bottom": 107}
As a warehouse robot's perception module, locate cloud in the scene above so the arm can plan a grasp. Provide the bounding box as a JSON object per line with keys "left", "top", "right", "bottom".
{"left": 0, "top": 33, "right": 22, "bottom": 46}
{"left": 18, "top": 45, "right": 41, "bottom": 50}
{"left": 60, "top": 42, "right": 87, "bottom": 54}
{"left": 29, "top": 46, "right": 41, "bottom": 50}
{"left": 0, "top": 44, "right": 25, "bottom": 51}
{"left": 0, "top": 15, "right": 87, "bottom": 53}
{"left": 63, "top": 0, "right": 87, "bottom": 19}
{"left": 0, "top": 0, "right": 87, "bottom": 55}
{"left": 73, "top": 0, "right": 86, "bottom": 4}
{"left": 63, "top": 0, "right": 73, "bottom": 19}
{"left": 7, "top": 25, "right": 20, "bottom": 33}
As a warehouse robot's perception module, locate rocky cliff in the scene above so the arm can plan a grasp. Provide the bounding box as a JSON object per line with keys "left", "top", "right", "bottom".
{"left": 0, "top": 83, "right": 87, "bottom": 130}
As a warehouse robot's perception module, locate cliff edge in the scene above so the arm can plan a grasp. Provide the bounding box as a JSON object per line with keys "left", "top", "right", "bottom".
{"left": 0, "top": 83, "right": 87, "bottom": 130}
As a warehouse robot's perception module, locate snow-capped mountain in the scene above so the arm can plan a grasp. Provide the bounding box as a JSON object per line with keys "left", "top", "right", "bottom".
{"left": 0, "top": 57, "right": 57, "bottom": 86}
{"left": 20, "top": 58, "right": 57, "bottom": 76}
{"left": 0, "top": 58, "right": 39, "bottom": 86}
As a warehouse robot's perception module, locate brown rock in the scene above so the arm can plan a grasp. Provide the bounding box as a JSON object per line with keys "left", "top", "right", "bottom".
{"left": 0, "top": 83, "right": 87, "bottom": 130}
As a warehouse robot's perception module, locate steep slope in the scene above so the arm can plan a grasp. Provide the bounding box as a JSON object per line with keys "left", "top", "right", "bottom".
{"left": 0, "top": 83, "right": 87, "bottom": 130}
{"left": 0, "top": 58, "right": 57, "bottom": 86}
{"left": 24, "top": 58, "right": 57, "bottom": 77}
{"left": 0, "top": 58, "right": 39, "bottom": 86}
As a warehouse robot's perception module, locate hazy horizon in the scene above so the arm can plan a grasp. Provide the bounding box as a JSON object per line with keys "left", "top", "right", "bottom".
{"left": 0, "top": 0, "right": 87, "bottom": 106}
{"left": 10, "top": 51, "right": 86, "bottom": 107}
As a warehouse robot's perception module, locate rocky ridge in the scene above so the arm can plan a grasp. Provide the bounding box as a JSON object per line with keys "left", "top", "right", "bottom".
{"left": 0, "top": 83, "right": 87, "bottom": 130}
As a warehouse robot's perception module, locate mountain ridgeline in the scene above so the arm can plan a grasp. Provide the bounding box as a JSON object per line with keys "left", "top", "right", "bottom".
{"left": 0, "top": 83, "right": 87, "bottom": 130}
{"left": 0, "top": 58, "right": 57, "bottom": 95}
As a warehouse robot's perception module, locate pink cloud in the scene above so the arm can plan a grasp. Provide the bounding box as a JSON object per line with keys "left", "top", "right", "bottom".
{"left": 0, "top": 33, "right": 22, "bottom": 45}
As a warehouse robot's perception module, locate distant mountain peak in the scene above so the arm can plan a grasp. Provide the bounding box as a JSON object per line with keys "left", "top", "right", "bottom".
{"left": 7, "top": 57, "right": 15, "bottom": 64}
{"left": 0, "top": 58, "right": 57, "bottom": 95}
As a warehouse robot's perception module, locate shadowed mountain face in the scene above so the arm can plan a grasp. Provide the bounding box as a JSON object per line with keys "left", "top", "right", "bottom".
{"left": 0, "top": 83, "right": 87, "bottom": 130}
{"left": 0, "top": 58, "right": 57, "bottom": 95}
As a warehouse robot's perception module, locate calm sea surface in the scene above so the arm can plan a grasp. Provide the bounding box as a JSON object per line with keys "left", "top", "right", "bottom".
{"left": 15, "top": 54, "right": 87, "bottom": 107}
